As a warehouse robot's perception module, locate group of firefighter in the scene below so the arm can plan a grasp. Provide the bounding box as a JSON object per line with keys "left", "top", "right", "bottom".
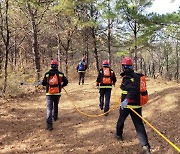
{"left": 40, "top": 56, "right": 151, "bottom": 154}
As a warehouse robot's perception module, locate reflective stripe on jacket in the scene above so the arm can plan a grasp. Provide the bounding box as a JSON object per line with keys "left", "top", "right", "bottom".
{"left": 99, "top": 85, "right": 112, "bottom": 88}
{"left": 125, "top": 105, "right": 141, "bottom": 109}
{"left": 78, "top": 70, "right": 86, "bottom": 73}
{"left": 46, "top": 92, "right": 61, "bottom": 95}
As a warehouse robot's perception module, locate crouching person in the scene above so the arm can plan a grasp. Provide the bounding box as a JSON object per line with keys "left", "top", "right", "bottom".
{"left": 42, "top": 59, "right": 68, "bottom": 131}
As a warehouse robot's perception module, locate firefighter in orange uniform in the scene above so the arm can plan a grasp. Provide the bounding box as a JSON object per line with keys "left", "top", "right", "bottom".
{"left": 116, "top": 57, "right": 150, "bottom": 154}
{"left": 96, "top": 60, "right": 117, "bottom": 116}
{"left": 41, "top": 60, "right": 68, "bottom": 131}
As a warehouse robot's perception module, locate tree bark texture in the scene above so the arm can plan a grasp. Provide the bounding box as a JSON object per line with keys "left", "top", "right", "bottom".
{"left": 27, "top": 2, "right": 41, "bottom": 81}
{"left": 2, "top": 0, "right": 10, "bottom": 94}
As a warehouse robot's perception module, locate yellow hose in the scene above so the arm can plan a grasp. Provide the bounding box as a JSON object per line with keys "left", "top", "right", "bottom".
{"left": 63, "top": 87, "right": 119, "bottom": 117}
{"left": 113, "top": 88, "right": 180, "bottom": 153}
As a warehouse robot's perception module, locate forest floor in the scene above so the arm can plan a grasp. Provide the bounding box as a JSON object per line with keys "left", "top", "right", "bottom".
{"left": 0, "top": 76, "right": 180, "bottom": 154}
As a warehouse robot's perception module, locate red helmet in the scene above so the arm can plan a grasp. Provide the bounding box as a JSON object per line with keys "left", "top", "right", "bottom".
{"left": 121, "top": 57, "right": 133, "bottom": 65}
{"left": 103, "top": 60, "right": 109, "bottom": 65}
{"left": 50, "top": 59, "right": 58, "bottom": 65}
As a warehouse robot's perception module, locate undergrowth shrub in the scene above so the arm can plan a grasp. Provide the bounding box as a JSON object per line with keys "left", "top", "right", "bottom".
{"left": 0, "top": 69, "right": 38, "bottom": 98}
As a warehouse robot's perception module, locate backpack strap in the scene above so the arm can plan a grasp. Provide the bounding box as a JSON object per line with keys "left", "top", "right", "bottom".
{"left": 46, "top": 73, "right": 50, "bottom": 87}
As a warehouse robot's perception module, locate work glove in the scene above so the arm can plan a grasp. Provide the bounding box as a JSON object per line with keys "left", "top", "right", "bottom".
{"left": 96, "top": 85, "right": 99, "bottom": 90}
{"left": 121, "top": 98, "right": 128, "bottom": 110}
{"left": 35, "top": 81, "right": 43, "bottom": 87}
{"left": 38, "top": 81, "right": 43, "bottom": 85}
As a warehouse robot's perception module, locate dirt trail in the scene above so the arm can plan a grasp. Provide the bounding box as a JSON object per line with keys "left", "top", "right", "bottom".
{"left": 0, "top": 77, "right": 180, "bottom": 154}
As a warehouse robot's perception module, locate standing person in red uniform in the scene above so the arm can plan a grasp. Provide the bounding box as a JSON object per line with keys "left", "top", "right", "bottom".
{"left": 41, "top": 59, "right": 68, "bottom": 131}
{"left": 76, "top": 57, "right": 87, "bottom": 85}
{"left": 96, "top": 60, "right": 117, "bottom": 116}
{"left": 116, "top": 57, "right": 150, "bottom": 154}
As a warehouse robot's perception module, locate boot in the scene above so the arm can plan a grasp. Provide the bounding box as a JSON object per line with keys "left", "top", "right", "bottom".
{"left": 53, "top": 116, "right": 58, "bottom": 121}
{"left": 104, "top": 110, "right": 109, "bottom": 116}
{"left": 142, "top": 145, "right": 151, "bottom": 154}
{"left": 46, "top": 123, "right": 53, "bottom": 131}
{"left": 104, "top": 112, "right": 109, "bottom": 116}
{"left": 99, "top": 105, "right": 103, "bottom": 110}
{"left": 115, "top": 134, "right": 123, "bottom": 141}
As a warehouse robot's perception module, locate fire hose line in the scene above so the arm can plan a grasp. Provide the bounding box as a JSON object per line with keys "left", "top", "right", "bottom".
{"left": 113, "top": 90, "right": 180, "bottom": 153}
{"left": 63, "top": 87, "right": 180, "bottom": 153}
{"left": 63, "top": 87, "right": 120, "bottom": 117}
{"left": 128, "top": 107, "right": 180, "bottom": 153}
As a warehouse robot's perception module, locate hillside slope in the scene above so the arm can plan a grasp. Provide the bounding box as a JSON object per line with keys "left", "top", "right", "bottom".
{"left": 0, "top": 77, "right": 180, "bottom": 154}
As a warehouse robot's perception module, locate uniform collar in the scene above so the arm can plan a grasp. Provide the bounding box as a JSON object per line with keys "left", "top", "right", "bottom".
{"left": 120, "top": 69, "right": 134, "bottom": 77}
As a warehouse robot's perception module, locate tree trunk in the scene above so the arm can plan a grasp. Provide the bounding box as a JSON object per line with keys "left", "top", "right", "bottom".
{"left": 85, "top": 31, "right": 89, "bottom": 68}
{"left": 90, "top": 4, "right": 99, "bottom": 72}
{"left": 65, "top": 33, "right": 71, "bottom": 78}
{"left": 92, "top": 27, "right": 99, "bottom": 72}
{"left": 152, "top": 62, "right": 155, "bottom": 79}
{"left": 175, "top": 40, "right": 179, "bottom": 81}
{"left": 27, "top": 2, "right": 41, "bottom": 81}
{"left": 84, "top": 28, "right": 89, "bottom": 68}
{"left": 2, "top": 0, "right": 10, "bottom": 94}
{"left": 134, "top": 21, "right": 138, "bottom": 71}
{"left": 107, "top": 1, "right": 111, "bottom": 66}
{"left": 57, "top": 33, "right": 62, "bottom": 71}
{"left": 32, "top": 20, "right": 41, "bottom": 81}
{"left": 65, "top": 49, "right": 68, "bottom": 78}
{"left": 140, "top": 56, "right": 143, "bottom": 73}
{"left": 0, "top": 3, "right": 2, "bottom": 73}
{"left": 0, "top": 48, "right": 2, "bottom": 72}
{"left": 107, "top": 18, "right": 111, "bottom": 66}
{"left": 143, "top": 61, "right": 147, "bottom": 76}
{"left": 165, "top": 47, "right": 169, "bottom": 80}
{"left": 148, "top": 63, "right": 151, "bottom": 77}
{"left": 14, "top": 33, "right": 17, "bottom": 67}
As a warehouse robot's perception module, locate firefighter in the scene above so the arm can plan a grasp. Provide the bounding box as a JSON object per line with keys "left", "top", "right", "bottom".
{"left": 41, "top": 59, "right": 68, "bottom": 131}
{"left": 76, "top": 57, "right": 87, "bottom": 85}
{"left": 96, "top": 60, "right": 117, "bottom": 116}
{"left": 116, "top": 57, "right": 151, "bottom": 154}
